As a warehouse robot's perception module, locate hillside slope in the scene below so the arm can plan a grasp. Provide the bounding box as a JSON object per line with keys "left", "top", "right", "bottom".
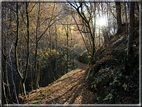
{"left": 85, "top": 30, "right": 139, "bottom": 104}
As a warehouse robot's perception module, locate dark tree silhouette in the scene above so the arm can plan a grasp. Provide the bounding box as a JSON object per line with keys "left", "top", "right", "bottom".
{"left": 115, "top": 2, "right": 122, "bottom": 34}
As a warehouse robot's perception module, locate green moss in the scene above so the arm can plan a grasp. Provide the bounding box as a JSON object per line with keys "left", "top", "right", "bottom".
{"left": 30, "top": 100, "right": 40, "bottom": 104}
{"left": 35, "top": 96, "right": 43, "bottom": 100}
{"left": 48, "top": 68, "right": 79, "bottom": 86}
{"left": 60, "top": 68, "right": 79, "bottom": 79}
{"left": 41, "top": 92, "right": 47, "bottom": 96}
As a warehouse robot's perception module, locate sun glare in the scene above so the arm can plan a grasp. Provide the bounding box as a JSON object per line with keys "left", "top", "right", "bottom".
{"left": 96, "top": 16, "right": 107, "bottom": 27}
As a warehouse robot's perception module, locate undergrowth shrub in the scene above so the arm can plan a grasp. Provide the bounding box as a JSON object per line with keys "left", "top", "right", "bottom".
{"left": 87, "top": 64, "right": 131, "bottom": 103}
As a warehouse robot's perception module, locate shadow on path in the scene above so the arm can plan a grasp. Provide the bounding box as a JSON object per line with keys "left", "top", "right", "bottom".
{"left": 24, "top": 60, "right": 97, "bottom": 104}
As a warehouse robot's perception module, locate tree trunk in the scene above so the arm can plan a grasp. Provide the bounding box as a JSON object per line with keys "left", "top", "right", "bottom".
{"left": 2, "top": 3, "right": 12, "bottom": 102}
{"left": 35, "top": 3, "right": 40, "bottom": 89}
{"left": 2, "top": 81, "right": 8, "bottom": 104}
{"left": 15, "top": 3, "right": 23, "bottom": 87}
{"left": 30, "top": 55, "right": 33, "bottom": 90}
{"left": 55, "top": 24, "right": 58, "bottom": 77}
{"left": 22, "top": 2, "right": 30, "bottom": 97}
{"left": 37, "top": 58, "right": 41, "bottom": 87}
{"left": 116, "top": 2, "right": 122, "bottom": 34}
{"left": 66, "top": 24, "right": 68, "bottom": 73}
{"left": 125, "top": 2, "right": 128, "bottom": 34}
{"left": 3, "top": 34, "right": 12, "bottom": 103}
{"left": 127, "top": 2, "right": 135, "bottom": 58}
{"left": 11, "top": 62, "right": 19, "bottom": 104}
{"left": 125, "top": 2, "right": 135, "bottom": 74}
{"left": 49, "top": 27, "right": 56, "bottom": 81}
{"left": 90, "top": 3, "right": 96, "bottom": 65}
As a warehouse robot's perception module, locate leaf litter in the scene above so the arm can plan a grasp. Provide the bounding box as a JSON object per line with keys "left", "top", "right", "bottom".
{"left": 24, "top": 61, "right": 97, "bottom": 104}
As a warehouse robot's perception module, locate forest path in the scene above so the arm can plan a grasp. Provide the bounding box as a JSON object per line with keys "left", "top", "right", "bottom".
{"left": 73, "top": 59, "right": 88, "bottom": 70}
{"left": 24, "top": 60, "right": 97, "bottom": 104}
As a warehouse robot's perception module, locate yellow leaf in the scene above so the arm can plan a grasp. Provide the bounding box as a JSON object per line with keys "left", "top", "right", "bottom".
{"left": 94, "top": 84, "right": 96, "bottom": 88}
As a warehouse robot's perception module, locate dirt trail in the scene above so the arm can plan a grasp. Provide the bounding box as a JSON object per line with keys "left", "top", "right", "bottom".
{"left": 73, "top": 59, "right": 88, "bottom": 70}
{"left": 24, "top": 60, "right": 96, "bottom": 104}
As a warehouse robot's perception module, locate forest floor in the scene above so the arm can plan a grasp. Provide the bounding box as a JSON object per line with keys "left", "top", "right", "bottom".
{"left": 23, "top": 60, "right": 97, "bottom": 104}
